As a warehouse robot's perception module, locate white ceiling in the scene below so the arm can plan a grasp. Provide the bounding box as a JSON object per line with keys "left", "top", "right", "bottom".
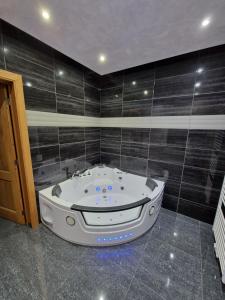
{"left": 1, "top": 0, "right": 225, "bottom": 75}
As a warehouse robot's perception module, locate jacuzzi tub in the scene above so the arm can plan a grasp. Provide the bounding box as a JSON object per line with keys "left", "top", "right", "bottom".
{"left": 39, "top": 165, "right": 164, "bottom": 246}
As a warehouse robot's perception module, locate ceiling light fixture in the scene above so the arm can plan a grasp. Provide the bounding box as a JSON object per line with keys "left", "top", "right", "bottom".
{"left": 196, "top": 68, "right": 204, "bottom": 74}
{"left": 26, "top": 82, "right": 32, "bottom": 87}
{"left": 132, "top": 81, "right": 136, "bottom": 86}
{"left": 201, "top": 17, "right": 211, "bottom": 28}
{"left": 144, "top": 90, "right": 148, "bottom": 95}
{"left": 41, "top": 9, "right": 50, "bottom": 21}
{"left": 99, "top": 54, "right": 106, "bottom": 63}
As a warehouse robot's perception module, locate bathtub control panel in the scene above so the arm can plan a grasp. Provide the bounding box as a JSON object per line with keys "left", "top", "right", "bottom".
{"left": 95, "top": 185, "right": 113, "bottom": 192}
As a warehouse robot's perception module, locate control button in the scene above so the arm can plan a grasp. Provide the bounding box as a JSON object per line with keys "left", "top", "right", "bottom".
{"left": 66, "top": 216, "right": 75, "bottom": 226}
{"left": 149, "top": 206, "right": 155, "bottom": 216}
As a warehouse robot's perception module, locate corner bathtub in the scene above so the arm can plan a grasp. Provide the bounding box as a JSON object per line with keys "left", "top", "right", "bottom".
{"left": 39, "top": 166, "right": 165, "bottom": 246}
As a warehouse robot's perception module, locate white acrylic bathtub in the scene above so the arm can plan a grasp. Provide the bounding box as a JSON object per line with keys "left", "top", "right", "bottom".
{"left": 39, "top": 165, "right": 165, "bottom": 246}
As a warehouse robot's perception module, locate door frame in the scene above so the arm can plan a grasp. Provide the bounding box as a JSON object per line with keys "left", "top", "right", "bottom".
{"left": 0, "top": 69, "right": 39, "bottom": 229}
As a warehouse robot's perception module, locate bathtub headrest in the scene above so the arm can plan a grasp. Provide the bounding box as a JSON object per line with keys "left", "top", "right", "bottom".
{"left": 146, "top": 178, "right": 158, "bottom": 191}
{"left": 52, "top": 184, "right": 62, "bottom": 198}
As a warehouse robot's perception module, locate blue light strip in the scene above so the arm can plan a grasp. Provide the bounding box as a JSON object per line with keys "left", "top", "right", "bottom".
{"left": 96, "top": 232, "right": 134, "bottom": 243}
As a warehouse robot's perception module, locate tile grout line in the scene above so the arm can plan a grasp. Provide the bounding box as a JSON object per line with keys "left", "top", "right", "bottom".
{"left": 198, "top": 221, "right": 204, "bottom": 300}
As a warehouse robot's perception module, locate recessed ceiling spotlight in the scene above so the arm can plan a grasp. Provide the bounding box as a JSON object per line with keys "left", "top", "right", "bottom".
{"left": 195, "top": 82, "right": 201, "bottom": 88}
{"left": 58, "top": 70, "right": 64, "bottom": 76}
{"left": 99, "top": 54, "right": 106, "bottom": 63}
{"left": 3, "top": 47, "right": 8, "bottom": 53}
{"left": 201, "top": 17, "right": 211, "bottom": 28}
{"left": 132, "top": 81, "right": 136, "bottom": 86}
{"left": 26, "top": 82, "right": 32, "bottom": 87}
{"left": 41, "top": 9, "right": 50, "bottom": 21}
{"left": 144, "top": 90, "right": 148, "bottom": 95}
{"left": 196, "top": 68, "right": 204, "bottom": 74}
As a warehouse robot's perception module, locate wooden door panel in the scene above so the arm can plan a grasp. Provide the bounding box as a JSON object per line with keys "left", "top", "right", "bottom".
{"left": 0, "top": 83, "right": 25, "bottom": 224}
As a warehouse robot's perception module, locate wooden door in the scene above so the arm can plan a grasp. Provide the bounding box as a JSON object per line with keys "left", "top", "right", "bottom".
{"left": 0, "top": 83, "right": 25, "bottom": 224}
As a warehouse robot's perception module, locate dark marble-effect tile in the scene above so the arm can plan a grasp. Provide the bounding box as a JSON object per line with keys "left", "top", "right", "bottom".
{"left": 152, "top": 95, "right": 193, "bottom": 116}
{"left": 162, "top": 194, "right": 178, "bottom": 212}
{"left": 24, "top": 86, "right": 56, "bottom": 112}
{"left": 195, "top": 67, "right": 225, "bottom": 94}
{"left": 178, "top": 199, "right": 216, "bottom": 224}
{"left": 59, "top": 127, "right": 84, "bottom": 144}
{"left": 164, "top": 180, "right": 181, "bottom": 197}
{"left": 124, "top": 65, "right": 154, "bottom": 83}
{"left": 84, "top": 68, "right": 101, "bottom": 89}
{"left": 154, "top": 73, "right": 195, "bottom": 98}
{"left": 61, "top": 156, "right": 86, "bottom": 175}
{"left": 123, "top": 98, "right": 152, "bottom": 117}
{"left": 57, "top": 93, "right": 84, "bottom": 115}
{"left": 180, "top": 182, "right": 220, "bottom": 209}
{"left": 121, "top": 156, "right": 147, "bottom": 176}
{"left": 192, "top": 91, "right": 225, "bottom": 115}
{"left": 200, "top": 222, "right": 218, "bottom": 268}
{"left": 84, "top": 84, "right": 100, "bottom": 117}
{"left": 5, "top": 54, "right": 55, "bottom": 92}
{"left": 28, "top": 126, "right": 58, "bottom": 148}
{"left": 31, "top": 145, "right": 60, "bottom": 169}
{"left": 56, "top": 80, "right": 84, "bottom": 99}
{"left": 100, "top": 71, "right": 123, "bottom": 89}
{"left": 123, "top": 79, "right": 154, "bottom": 102}
{"left": 185, "top": 148, "right": 225, "bottom": 172}
{"left": 85, "top": 127, "right": 100, "bottom": 141}
{"left": 86, "top": 153, "right": 100, "bottom": 167}
{"left": 86, "top": 141, "right": 100, "bottom": 156}
{"left": 187, "top": 130, "right": 225, "bottom": 151}
{"left": 101, "top": 87, "right": 122, "bottom": 117}
{"left": 182, "top": 166, "right": 224, "bottom": 190}
{"left": 33, "top": 162, "right": 63, "bottom": 190}
{"left": 148, "top": 160, "right": 183, "bottom": 182}
{"left": 149, "top": 145, "right": 185, "bottom": 165}
{"left": 100, "top": 140, "right": 121, "bottom": 155}
{"left": 121, "top": 142, "right": 149, "bottom": 159}
{"left": 150, "top": 129, "right": 188, "bottom": 148}
{"left": 198, "top": 45, "right": 225, "bottom": 71}
{"left": 60, "top": 142, "right": 85, "bottom": 161}
{"left": 122, "top": 128, "right": 150, "bottom": 144}
{"left": 2, "top": 21, "right": 53, "bottom": 70}
{"left": 101, "top": 152, "right": 121, "bottom": 168}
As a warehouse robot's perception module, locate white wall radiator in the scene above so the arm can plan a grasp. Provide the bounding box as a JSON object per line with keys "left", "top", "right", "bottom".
{"left": 213, "top": 176, "right": 225, "bottom": 284}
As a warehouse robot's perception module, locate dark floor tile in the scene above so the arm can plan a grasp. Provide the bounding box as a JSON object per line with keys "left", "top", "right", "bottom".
{"left": 192, "top": 91, "right": 225, "bottom": 115}
{"left": 149, "top": 145, "right": 185, "bottom": 164}
{"left": 195, "top": 68, "right": 225, "bottom": 94}
{"left": 85, "top": 127, "right": 100, "bottom": 141}
{"left": 84, "top": 84, "right": 100, "bottom": 117}
{"left": 178, "top": 199, "right": 216, "bottom": 223}
{"left": 31, "top": 145, "right": 60, "bottom": 168}
{"left": 200, "top": 222, "right": 218, "bottom": 267}
{"left": 29, "top": 126, "right": 58, "bottom": 148}
{"left": 121, "top": 156, "right": 147, "bottom": 176}
{"left": 150, "top": 129, "right": 188, "bottom": 148}
{"left": 24, "top": 86, "right": 56, "bottom": 112}
{"left": 57, "top": 93, "right": 84, "bottom": 115}
{"left": 121, "top": 142, "right": 149, "bottom": 159}
{"left": 185, "top": 148, "right": 225, "bottom": 172}
{"left": 180, "top": 182, "right": 220, "bottom": 208}
{"left": 148, "top": 160, "right": 183, "bottom": 182}
{"left": 122, "top": 128, "right": 150, "bottom": 144}
{"left": 154, "top": 74, "right": 195, "bottom": 98}
{"left": 59, "top": 127, "right": 84, "bottom": 144}
{"left": 100, "top": 152, "right": 120, "bottom": 168}
{"left": 182, "top": 166, "right": 224, "bottom": 190}
{"left": 187, "top": 130, "right": 225, "bottom": 151}
{"left": 60, "top": 142, "right": 85, "bottom": 161}
{"left": 152, "top": 95, "right": 193, "bottom": 116}
{"left": 101, "top": 87, "right": 122, "bottom": 117}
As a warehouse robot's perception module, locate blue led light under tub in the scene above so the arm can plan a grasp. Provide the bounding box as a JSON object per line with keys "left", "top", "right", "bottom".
{"left": 107, "top": 185, "right": 112, "bottom": 191}
{"left": 96, "top": 186, "right": 101, "bottom": 192}
{"left": 96, "top": 232, "right": 134, "bottom": 243}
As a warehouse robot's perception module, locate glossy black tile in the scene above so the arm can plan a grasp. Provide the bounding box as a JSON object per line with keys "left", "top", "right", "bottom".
{"left": 192, "top": 91, "right": 225, "bottom": 115}
{"left": 60, "top": 156, "right": 86, "bottom": 175}
{"left": 178, "top": 199, "right": 216, "bottom": 224}
{"left": 28, "top": 127, "right": 58, "bottom": 148}
{"left": 85, "top": 128, "right": 100, "bottom": 141}
{"left": 182, "top": 166, "right": 224, "bottom": 190}
{"left": 57, "top": 94, "right": 84, "bottom": 115}
{"left": 185, "top": 148, "right": 225, "bottom": 172}
{"left": 101, "top": 153, "right": 120, "bottom": 168}
{"left": 101, "top": 87, "right": 122, "bottom": 117}
{"left": 195, "top": 68, "right": 225, "bottom": 94}
{"left": 86, "top": 153, "right": 100, "bottom": 167}
{"left": 56, "top": 80, "right": 84, "bottom": 99}
{"left": 31, "top": 145, "right": 60, "bottom": 168}
{"left": 162, "top": 194, "right": 178, "bottom": 211}
{"left": 180, "top": 183, "right": 220, "bottom": 208}
{"left": 59, "top": 127, "right": 84, "bottom": 144}
{"left": 187, "top": 130, "right": 225, "bottom": 151}
{"left": 101, "top": 128, "right": 121, "bottom": 140}
{"left": 148, "top": 160, "right": 183, "bottom": 182}
{"left": 123, "top": 99, "right": 152, "bottom": 117}
{"left": 198, "top": 46, "right": 225, "bottom": 71}
{"left": 5, "top": 54, "right": 55, "bottom": 92}
{"left": 122, "top": 128, "right": 149, "bottom": 144}
{"left": 152, "top": 95, "right": 193, "bottom": 116}
{"left": 149, "top": 145, "right": 185, "bottom": 165}
{"left": 124, "top": 65, "right": 154, "bottom": 83}
{"left": 154, "top": 74, "right": 195, "bottom": 98}
{"left": 100, "top": 71, "right": 123, "bottom": 89}
{"left": 24, "top": 86, "right": 56, "bottom": 112}
{"left": 150, "top": 129, "right": 188, "bottom": 148}
{"left": 121, "top": 142, "right": 148, "bottom": 159}
{"left": 86, "top": 141, "right": 100, "bottom": 156}
{"left": 84, "top": 84, "right": 100, "bottom": 117}
{"left": 101, "top": 128, "right": 121, "bottom": 154}
{"left": 121, "top": 156, "right": 147, "bottom": 176}
{"left": 84, "top": 68, "right": 101, "bottom": 89}
{"left": 60, "top": 142, "right": 85, "bottom": 161}
{"left": 2, "top": 21, "right": 53, "bottom": 70}
{"left": 164, "top": 180, "right": 181, "bottom": 197}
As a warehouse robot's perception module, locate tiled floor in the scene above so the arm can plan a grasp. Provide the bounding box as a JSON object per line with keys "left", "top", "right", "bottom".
{"left": 0, "top": 208, "right": 224, "bottom": 300}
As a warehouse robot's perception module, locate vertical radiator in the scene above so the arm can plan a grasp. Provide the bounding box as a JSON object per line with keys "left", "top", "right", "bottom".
{"left": 213, "top": 176, "right": 225, "bottom": 284}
